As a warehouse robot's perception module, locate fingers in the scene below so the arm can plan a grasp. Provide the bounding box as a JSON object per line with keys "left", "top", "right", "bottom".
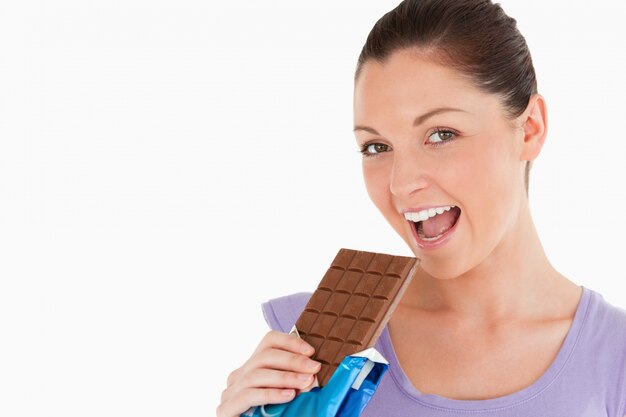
{"left": 245, "top": 367, "right": 316, "bottom": 389}
{"left": 220, "top": 368, "right": 314, "bottom": 402}
{"left": 251, "top": 347, "right": 321, "bottom": 375}
{"left": 218, "top": 368, "right": 317, "bottom": 417}
{"left": 256, "top": 330, "right": 315, "bottom": 356}
{"left": 216, "top": 387, "right": 296, "bottom": 417}
{"left": 226, "top": 368, "right": 239, "bottom": 388}
{"left": 216, "top": 331, "right": 321, "bottom": 417}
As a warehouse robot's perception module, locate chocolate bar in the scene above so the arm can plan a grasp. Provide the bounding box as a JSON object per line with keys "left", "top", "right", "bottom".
{"left": 294, "top": 248, "right": 419, "bottom": 386}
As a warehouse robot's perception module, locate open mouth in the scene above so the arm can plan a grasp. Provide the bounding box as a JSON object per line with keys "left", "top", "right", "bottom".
{"left": 411, "top": 206, "right": 461, "bottom": 242}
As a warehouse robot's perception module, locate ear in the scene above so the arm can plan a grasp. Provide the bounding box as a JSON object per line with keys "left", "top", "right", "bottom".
{"left": 519, "top": 93, "right": 548, "bottom": 162}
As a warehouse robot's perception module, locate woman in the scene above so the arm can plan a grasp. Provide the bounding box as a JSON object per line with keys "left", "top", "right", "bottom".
{"left": 217, "top": 0, "right": 626, "bottom": 415}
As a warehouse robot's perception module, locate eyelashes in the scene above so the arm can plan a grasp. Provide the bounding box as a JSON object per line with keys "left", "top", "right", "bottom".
{"left": 359, "top": 143, "right": 390, "bottom": 158}
{"left": 358, "top": 127, "right": 459, "bottom": 159}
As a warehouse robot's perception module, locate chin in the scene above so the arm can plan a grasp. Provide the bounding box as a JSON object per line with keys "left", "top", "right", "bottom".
{"left": 417, "top": 258, "right": 465, "bottom": 281}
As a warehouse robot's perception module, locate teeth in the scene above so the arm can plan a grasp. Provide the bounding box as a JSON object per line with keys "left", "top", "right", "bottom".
{"left": 404, "top": 205, "right": 455, "bottom": 222}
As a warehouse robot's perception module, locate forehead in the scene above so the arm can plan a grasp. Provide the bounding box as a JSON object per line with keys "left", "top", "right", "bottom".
{"left": 353, "top": 50, "right": 500, "bottom": 123}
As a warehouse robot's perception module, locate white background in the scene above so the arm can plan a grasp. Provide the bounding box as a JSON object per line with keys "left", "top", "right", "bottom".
{"left": 1, "top": 1, "right": 625, "bottom": 416}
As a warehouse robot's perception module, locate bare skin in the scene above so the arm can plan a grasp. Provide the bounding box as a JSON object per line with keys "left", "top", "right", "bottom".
{"left": 217, "top": 48, "right": 584, "bottom": 415}
{"left": 353, "top": 49, "right": 582, "bottom": 400}
{"left": 216, "top": 331, "right": 320, "bottom": 417}
{"left": 388, "top": 271, "right": 581, "bottom": 399}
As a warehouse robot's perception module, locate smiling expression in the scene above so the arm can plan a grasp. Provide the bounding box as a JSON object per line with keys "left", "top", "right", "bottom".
{"left": 353, "top": 50, "right": 531, "bottom": 278}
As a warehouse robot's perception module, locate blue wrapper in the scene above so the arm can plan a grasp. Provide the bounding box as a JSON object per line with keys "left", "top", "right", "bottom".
{"left": 241, "top": 348, "right": 388, "bottom": 417}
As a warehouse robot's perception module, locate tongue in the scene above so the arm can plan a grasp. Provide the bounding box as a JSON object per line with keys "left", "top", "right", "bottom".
{"left": 421, "top": 208, "right": 459, "bottom": 238}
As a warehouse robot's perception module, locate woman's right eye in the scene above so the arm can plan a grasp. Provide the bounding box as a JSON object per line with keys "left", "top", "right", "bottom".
{"left": 359, "top": 143, "right": 390, "bottom": 158}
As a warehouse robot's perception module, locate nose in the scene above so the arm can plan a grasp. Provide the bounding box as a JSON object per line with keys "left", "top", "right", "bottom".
{"left": 389, "top": 149, "right": 429, "bottom": 199}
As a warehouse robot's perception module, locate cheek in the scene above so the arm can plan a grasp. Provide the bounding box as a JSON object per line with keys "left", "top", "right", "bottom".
{"left": 362, "top": 162, "right": 408, "bottom": 238}
{"left": 458, "top": 136, "right": 520, "bottom": 224}
{"left": 362, "top": 163, "right": 395, "bottom": 216}
{"left": 362, "top": 163, "right": 387, "bottom": 207}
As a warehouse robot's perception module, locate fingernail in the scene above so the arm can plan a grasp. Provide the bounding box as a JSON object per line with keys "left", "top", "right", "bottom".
{"left": 300, "top": 344, "right": 314, "bottom": 355}
{"left": 307, "top": 360, "right": 321, "bottom": 370}
{"left": 297, "top": 373, "right": 312, "bottom": 381}
{"left": 281, "top": 389, "right": 295, "bottom": 397}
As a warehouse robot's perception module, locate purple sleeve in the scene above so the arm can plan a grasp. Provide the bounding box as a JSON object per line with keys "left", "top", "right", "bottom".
{"left": 261, "top": 292, "right": 312, "bottom": 333}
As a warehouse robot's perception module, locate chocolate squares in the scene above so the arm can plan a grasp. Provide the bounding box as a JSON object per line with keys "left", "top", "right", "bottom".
{"left": 294, "top": 248, "right": 419, "bottom": 386}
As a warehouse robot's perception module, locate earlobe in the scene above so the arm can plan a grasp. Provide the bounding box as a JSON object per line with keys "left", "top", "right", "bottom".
{"left": 519, "top": 94, "right": 548, "bottom": 162}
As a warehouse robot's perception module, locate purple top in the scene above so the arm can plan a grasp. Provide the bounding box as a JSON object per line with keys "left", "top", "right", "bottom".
{"left": 261, "top": 285, "right": 626, "bottom": 416}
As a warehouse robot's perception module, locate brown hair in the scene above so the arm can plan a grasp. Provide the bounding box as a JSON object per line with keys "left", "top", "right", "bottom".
{"left": 354, "top": 0, "right": 537, "bottom": 196}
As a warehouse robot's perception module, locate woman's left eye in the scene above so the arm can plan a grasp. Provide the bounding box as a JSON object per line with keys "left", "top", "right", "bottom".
{"left": 426, "top": 128, "right": 458, "bottom": 146}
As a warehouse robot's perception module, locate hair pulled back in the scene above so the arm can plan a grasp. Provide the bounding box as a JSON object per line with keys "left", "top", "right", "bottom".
{"left": 355, "top": 0, "right": 538, "bottom": 195}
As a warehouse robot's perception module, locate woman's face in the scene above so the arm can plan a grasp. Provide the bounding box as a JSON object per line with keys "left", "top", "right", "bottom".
{"left": 353, "top": 50, "right": 531, "bottom": 279}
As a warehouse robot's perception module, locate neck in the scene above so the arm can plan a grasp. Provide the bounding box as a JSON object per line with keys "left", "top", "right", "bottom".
{"left": 404, "top": 198, "right": 575, "bottom": 327}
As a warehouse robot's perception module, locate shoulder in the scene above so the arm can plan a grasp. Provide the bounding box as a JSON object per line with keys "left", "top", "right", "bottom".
{"left": 261, "top": 292, "right": 312, "bottom": 333}
{"left": 589, "top": 293, "right": 626, "bottom": 413}
{"left": 586, "top": 287, "right": 626, "bottom": 331}
{"left": 582, "top": 287, "right": 626, "bottom": 349}
{"left": 582, "top": 287, "right": 626, "bottom": 374}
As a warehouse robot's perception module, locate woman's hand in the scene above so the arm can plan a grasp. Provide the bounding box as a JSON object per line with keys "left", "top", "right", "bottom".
{"left": 216, "top": 330, "right": 321, "bottom": 417}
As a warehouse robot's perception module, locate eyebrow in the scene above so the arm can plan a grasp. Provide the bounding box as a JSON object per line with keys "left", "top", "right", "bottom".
{"left": 353, "top": 107, "right": 468, "bottom": 135}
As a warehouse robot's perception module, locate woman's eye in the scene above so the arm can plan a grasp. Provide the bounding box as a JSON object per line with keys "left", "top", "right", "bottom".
{"left": 360, "top": 143, "right": 389, "bottom": 157}
{"left": 427, "top": 129, "right": 457, "bottom": 145}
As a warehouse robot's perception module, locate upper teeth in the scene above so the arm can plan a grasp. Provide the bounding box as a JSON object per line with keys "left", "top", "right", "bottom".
{"left": 404, "top": 205, "right": 456, "bottom": 222}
